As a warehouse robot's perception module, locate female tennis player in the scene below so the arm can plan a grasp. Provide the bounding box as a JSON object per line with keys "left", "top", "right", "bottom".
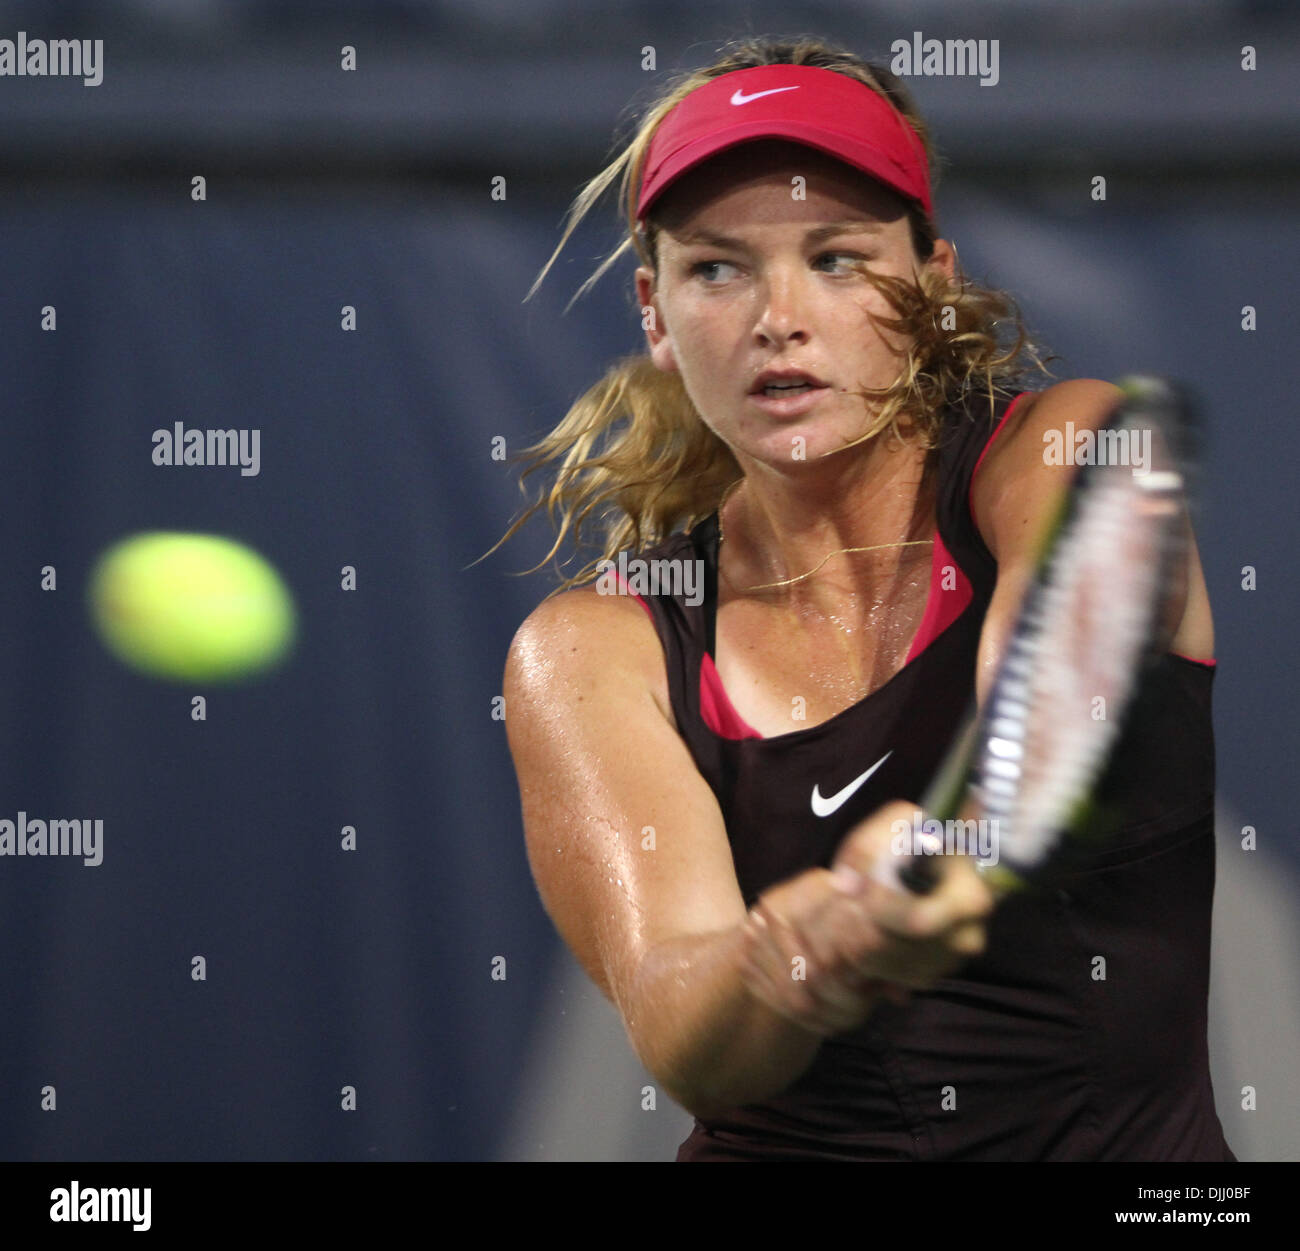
{"left": 498, "top": 36, "right": 1232, "bottom": 1161}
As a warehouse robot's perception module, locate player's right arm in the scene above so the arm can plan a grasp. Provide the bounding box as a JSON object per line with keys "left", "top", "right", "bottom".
{"left": 503, "top": 587, "right": 991, "bottom": 1118}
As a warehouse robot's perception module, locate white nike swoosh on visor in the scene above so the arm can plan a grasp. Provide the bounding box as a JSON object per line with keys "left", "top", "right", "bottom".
{"left": 810, "top": 751, "right": 893, "bottom": 818}
{"left": 730, "top": 86, "right": 801, "bottom": 106}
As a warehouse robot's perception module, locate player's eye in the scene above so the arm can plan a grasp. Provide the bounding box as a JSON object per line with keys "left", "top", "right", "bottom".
{"left": 816, "top": 252, "right": 869, "bottom": 273}
{"left": 686, "top": 261, "right": 738, "bottom": 284}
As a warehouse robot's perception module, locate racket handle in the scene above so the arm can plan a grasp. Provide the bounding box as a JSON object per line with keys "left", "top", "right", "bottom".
{"left": 869, "top": 832, "right": 944, "bottom": 896}
{"left": 898, "top": 856, "right": 942, "bottom": 895}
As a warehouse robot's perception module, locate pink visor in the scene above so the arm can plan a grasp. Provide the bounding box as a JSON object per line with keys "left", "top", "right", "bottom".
{"left": 636, "top": 64, "right": 934, "bottom": 224}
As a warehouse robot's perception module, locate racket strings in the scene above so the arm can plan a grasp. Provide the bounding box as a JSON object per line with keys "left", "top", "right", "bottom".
{"left": 976, "top": 446, "right": 1183, "bottom": 873}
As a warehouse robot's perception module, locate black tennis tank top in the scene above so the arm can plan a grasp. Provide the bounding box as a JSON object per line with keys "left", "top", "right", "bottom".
{"left": 621, "top": 388, "right": 1233, "bottom": 1161}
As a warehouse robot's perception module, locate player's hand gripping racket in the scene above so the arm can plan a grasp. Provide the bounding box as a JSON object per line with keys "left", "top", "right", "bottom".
{"left": 877, "top": 375, "right": 1199, "bottom": 896}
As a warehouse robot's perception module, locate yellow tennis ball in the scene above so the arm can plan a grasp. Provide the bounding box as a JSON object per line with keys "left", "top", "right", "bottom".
{"left": 88, "top": 532, "right": 296, "bottom": 682}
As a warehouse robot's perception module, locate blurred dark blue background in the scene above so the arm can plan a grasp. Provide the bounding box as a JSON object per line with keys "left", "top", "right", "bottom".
{"left": 0, "top": 0, "right": 1296, "bottom": 1160}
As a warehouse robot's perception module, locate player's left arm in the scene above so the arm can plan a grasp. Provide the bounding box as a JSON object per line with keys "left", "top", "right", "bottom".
{"left": 969, "top": 378, "right": 1215, "bottom": 705}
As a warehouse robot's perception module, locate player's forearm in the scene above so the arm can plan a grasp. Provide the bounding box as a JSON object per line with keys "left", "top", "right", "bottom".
{"left": 621, "top": 922, "right": 830, "bottom": 1119}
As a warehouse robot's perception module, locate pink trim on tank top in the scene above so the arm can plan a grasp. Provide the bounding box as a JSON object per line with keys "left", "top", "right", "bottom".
{"left": 902, "top": 528, "right": 972, "bottom": 665}
{"left": 614, "top": 570, "right": 656, "bottom": 621}
{"left": 615, "top": 569, "right": 763, "bottom": 737}
{"left": 700, "top": 651, "right": 763, "bottom": 739}
{"left": 966, "top": 390, "right": 1031, "bottom": 523}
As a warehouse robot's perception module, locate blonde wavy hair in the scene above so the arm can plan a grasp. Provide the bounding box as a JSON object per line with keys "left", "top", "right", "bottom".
{"left": 486, "top": 34, "right": 1055, "bottom": 592}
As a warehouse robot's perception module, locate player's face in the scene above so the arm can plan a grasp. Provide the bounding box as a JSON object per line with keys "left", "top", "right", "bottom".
{"left": 635, "top": 139, "right": 953, "bottom": 470}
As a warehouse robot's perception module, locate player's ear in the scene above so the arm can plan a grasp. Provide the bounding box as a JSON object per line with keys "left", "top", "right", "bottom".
{"left": 635, "top": 266, "right": 678, "bottom": 374}
{"left": 926, "top": 238, "right": 957, "bottom": 285}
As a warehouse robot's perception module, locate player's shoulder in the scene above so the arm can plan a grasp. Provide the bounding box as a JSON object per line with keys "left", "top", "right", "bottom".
{"left": 991, "top": 379, "right": 1123, "bottom": 456}
{"left": 972, "top": 379, "right": 1125, "bottom": 558}
{"left": 504, "top": 583, "right": 672, "bottom": 724}
{"left": 976, "top": 380, "right": 1123, "bottom": 489}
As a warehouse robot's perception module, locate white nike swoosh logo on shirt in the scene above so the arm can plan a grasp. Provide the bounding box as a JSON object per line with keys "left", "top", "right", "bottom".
{"left": 730, "top": 85, "right": 801, "bottom": 106}
{"left": 810, "top": 751, "right": 893, "bottom": 818}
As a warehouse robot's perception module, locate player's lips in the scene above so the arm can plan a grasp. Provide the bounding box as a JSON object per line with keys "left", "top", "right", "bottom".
{"left": 747, "top": 370, "right": 831, "bottom": 417}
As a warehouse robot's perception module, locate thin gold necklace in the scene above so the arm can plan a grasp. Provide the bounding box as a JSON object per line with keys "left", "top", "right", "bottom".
{"left": 715, "top": 479, "right": 933, "bottom": 593}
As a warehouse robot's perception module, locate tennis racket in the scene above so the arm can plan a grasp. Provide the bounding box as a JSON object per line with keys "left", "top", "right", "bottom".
{"left": 875, "top": 375, "right": 1199, "bottom": 896}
